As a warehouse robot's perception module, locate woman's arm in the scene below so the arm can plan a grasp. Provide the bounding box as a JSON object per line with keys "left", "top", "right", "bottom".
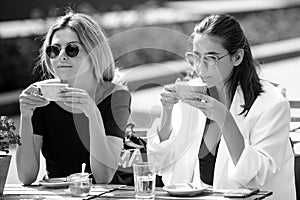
{"left": 227, "top": 99, "right": 291, "bottom": 186}
{"left": 16, "top": 113, "right": 42, "bottom": 185}
{"left": 157, "top": 84, "right": 178, "bottom": 142}
{"left": 88, "top": 109, "right": 123, "bottom": 183}
{"left": 217, "top": 110, "right": 245, "bottom": 164}
{"left": 183, "top": 92, "right": 245, "bottom": 164}
{"left": 87, "top": 91, "right": 131, "bottom": 183}
{"left": 157, "top": 107, "right": 173, "bottom": 142}
{"left": 16, "top": 85, "right": 48, "bottom": 185}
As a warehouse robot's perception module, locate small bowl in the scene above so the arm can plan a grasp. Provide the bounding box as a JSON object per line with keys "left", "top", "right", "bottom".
{"left": 38, "top": 83, "right": 68, "bottom": 101}
{"left": 67, "top": 173, "right": 91, "bottom": 197}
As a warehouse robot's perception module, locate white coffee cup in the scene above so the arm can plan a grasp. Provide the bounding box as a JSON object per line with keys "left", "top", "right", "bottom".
{"left": 176, "top": 79, "right": 207, "bottom": 99}
{"left": 38, "top": 83, "right": 69, "bottom": 101}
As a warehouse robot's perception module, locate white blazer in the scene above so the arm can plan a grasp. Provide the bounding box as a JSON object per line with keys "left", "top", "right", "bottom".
{"left": 147, "top": 80, "right": 296, "bottom": 200}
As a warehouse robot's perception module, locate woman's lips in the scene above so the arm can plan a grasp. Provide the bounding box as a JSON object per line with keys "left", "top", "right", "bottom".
{"left": 58, "top": 65, "right": 72, "bottom": 68}
{"left": 200, "top": 76, "right": 210, "bottom": 82}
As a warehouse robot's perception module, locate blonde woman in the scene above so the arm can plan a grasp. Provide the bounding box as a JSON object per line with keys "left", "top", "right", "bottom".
{"left": 17, "top": 11, "right": 131, "bottom": 184}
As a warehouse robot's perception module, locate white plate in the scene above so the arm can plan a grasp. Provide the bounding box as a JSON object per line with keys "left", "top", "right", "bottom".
{"left": 163, "top": 183, "right": 206, "bottom": 197}
{"left": 39, "top": 178, "right": 69, "bottom": 188}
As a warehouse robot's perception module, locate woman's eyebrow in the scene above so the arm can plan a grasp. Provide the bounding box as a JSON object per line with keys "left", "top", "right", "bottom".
{"left": 50, "top": 41, "right": 81, "bottom": 46}
{"left": 193, "top": 51, "right": 220, "bottom": 56}
{"left": 67, "top": 41, "right": 81, "bottom": 45}
{"left": 205, "top": 51, "right": 219, "bottom": 55}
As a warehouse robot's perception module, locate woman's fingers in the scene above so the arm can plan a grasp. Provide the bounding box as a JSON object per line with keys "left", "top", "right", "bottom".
{"left": 161, "top": 92, "right": 177, "bottom": 98}
{"left": 19, "top": 97, "right": 49, "bottom": 115}
{"left": 183, "top": 99, "right": 207, "bottom": 109}
{"left": 183, "top": 98, "right": 212, "bottom": 118}
{"left": 60, "top": 87, "right": 85, "bottom": 94}
{"left": 181, "top": 92, "right": 210, "bottom": 102}
{"left": 20, "top": 86, "right": 49, "bottom": 107}
{"left": 57, "top": 89, "right": 90, "bottom": 105}
{"left": 164, "top": 84, "right": 176, "bottom": 93}
{"left": 160, "top": 90, "right": 178, "bottom": 109}
{"left": 161, "top": 92, "right": 178, "bottom": 101}
{"left": 59, "top": 97, "right": 86, "bottom": 104}
{"left": 59, "top": 91, "right": 83, "bottom": 98}
{"left": 24, "top": 84, "right": 41, "bottom": 95}
{"left": 21, "top": 93, "right": 47, "bottom": 102}
{"left": 58, "top": 88, "right": 95, "bottom": 114}
{"left": 161, "top": 97, "right": 178, "bottom": 104}
{"left": 58, "top": 87, "right": 89, "bottom": 100}
{"left": 20, "top": 96, "right": 49, "bottom": 105}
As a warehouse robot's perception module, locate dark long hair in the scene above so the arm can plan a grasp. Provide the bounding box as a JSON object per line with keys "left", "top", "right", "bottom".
{"left": 192, "top": 14, "right": 263, "bottom": 115}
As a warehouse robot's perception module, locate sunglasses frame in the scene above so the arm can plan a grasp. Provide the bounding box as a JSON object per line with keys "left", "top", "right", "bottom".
{"left": 185, "top": 51, "right": 229, "bottom": 69}
{"left": 46, "top": 42, "right": 81, "bottom": 59}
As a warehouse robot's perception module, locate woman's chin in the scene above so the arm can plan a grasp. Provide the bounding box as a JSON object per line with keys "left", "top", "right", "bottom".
{"left": 203, "top": 81, "right": 215, "bottom": 88}
{"left": 56, "top": 75, "right": 75, "bottom": 83}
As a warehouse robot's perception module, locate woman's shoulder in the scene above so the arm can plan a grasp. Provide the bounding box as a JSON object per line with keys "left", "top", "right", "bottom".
{"left": 110, "top": 85, "right": 131, "bottom": 103}
{"left": 257, "top": 79, "right": 288, "bottom": 107}
{"left": 260, "top": 80, "right": 286, "bottom": 99}
{"left": 244, "top": 80, "right": 289, "bottom": 119}
{"left": 112, "top": 84, "right": 130, "bottom": 96}
{"left": 97, "top": 82, "right": 131, "bottom": 105}
{"left": 104, "top": 82, "right": 130, "bottom": 99}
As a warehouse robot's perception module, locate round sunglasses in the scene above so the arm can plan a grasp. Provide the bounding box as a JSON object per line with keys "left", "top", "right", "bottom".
{"left": 46, "top": 43, "right": 81, "bottom": 59}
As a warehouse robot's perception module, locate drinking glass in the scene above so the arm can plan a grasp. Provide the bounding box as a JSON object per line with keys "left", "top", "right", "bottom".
{"left": 133, "top": 162, "right": 156, "bottom": 199}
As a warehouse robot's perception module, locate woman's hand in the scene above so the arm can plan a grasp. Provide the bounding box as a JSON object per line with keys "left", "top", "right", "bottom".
{"left": 182, "top": 92, "right": 228, "bottom": 124}
{"left": 19, "top": 85, "right": 49, "bottom": 117}
{"left": 160, "top": 84, "right": 179, "bottom": 110}
{"left": 58, "top": 87, "right": 97, "bottom": 117}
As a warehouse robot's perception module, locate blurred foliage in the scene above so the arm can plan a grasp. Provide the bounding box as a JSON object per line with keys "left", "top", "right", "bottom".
{"left": 0, "top": 37, "right": 41, "bottom": 92}
{"left": 110, "top": 6, "right": 300, "bottom": 69}
{"left": 0, "top": 6, "right": 300, "bottom": 92}
{"left": 239, "top": 7, "right": 300, "bottom": 45}
{"left": 0, "top": 0, "right": 163, "bottom": 21}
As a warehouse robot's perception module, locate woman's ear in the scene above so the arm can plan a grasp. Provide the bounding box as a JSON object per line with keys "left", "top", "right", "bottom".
{"left": 233, "top": 49, "right": 244, "bottom": 66}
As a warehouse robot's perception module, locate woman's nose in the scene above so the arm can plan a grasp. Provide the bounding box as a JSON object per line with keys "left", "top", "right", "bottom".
{"left": 197, "top": 62, "right": 208, "bottom": 74}
{"left": 195, "top": 67, "right": 204, "bottom": 77}
{"left": 58, "top": 50, "right": 68, "bottom": 61}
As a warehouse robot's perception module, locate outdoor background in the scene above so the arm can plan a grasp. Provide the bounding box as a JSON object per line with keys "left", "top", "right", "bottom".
{"left": 1, "top": 0, "right": 300, "bottom": 184}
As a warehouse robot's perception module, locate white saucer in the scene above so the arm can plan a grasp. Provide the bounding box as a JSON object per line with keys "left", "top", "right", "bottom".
{"left": 163, "top": 183, "right": 206, "bottom": 197}
{"left": 39, "top": 178, "right": 69, "bottom": 188}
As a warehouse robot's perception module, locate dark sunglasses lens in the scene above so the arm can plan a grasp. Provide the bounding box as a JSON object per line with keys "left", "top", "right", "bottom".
{"left": 46, "top": 46, "right": 60, "bottom": 59}
{"left": 66, "top": 44, "right": 79, "bottom": 57}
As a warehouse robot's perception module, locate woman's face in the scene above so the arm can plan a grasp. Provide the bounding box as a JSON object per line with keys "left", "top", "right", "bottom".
{"left": 48, "top": 27, "right": 92, "bottom": 82}
{"left": 192, "top": 34, "right": 234, "bottom": 88}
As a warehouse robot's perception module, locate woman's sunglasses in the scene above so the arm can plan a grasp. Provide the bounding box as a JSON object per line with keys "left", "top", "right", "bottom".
{"left": 46, "top": 43, "right": 81, "bottom": 59}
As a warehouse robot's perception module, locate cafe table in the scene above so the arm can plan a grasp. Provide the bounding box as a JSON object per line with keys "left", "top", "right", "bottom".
{"left": 1, "top": 184, "right": 272, "bottom": 199}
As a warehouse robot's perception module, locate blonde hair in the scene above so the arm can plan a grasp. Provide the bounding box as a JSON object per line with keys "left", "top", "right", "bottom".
{"left": 39, "top": 11, "right": 115, "bottom": 83}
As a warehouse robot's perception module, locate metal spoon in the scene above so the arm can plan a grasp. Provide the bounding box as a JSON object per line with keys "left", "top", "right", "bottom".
{"left": 82, "top": 163, "right": 86, "bottom": 174}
